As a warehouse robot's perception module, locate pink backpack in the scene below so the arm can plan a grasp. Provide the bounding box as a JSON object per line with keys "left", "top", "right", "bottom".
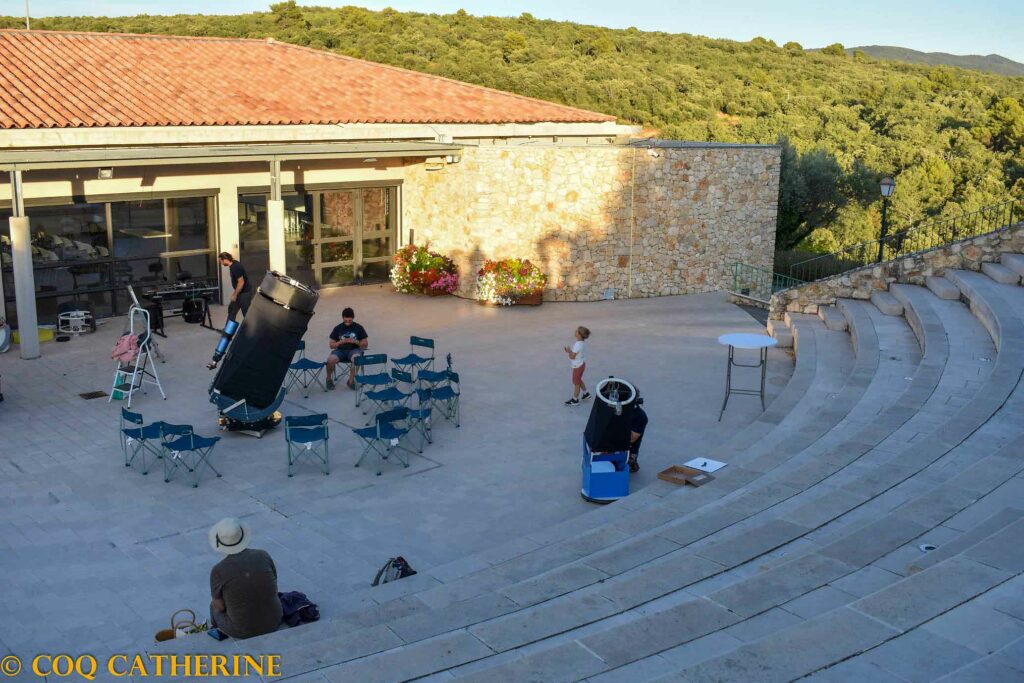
{"left": 111, "top": 333, "right": 139, "bottom": 364}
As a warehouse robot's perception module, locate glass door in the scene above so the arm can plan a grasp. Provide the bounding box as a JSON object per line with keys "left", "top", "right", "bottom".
{"left": 317, "top": 191, "right": 357, "bottom": 286}
{"left": 359, "top": 187, "right": 393, "bottom": 282}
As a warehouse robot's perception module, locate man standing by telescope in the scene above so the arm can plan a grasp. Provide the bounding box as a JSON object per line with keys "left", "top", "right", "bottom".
{"left": 219, "top": 252, "right": 253, "bottom": 323}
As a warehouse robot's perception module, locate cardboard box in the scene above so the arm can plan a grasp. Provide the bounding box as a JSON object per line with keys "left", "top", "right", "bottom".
{"left": 658, "top": 465, "right": 715, "bottom": 487}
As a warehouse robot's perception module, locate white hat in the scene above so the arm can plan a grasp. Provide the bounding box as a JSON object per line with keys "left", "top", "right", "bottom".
{"left": 208, "top": 518, "right": 251, "bottom": 555}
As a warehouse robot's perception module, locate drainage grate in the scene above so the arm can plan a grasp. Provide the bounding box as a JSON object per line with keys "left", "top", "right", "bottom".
{"left": 79, "top": 390, "right": 108, "bottom": 400}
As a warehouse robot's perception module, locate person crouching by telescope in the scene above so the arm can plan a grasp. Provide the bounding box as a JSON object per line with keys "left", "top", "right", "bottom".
{"left": 628, "top": 395, "right": 648, "bottom": 473}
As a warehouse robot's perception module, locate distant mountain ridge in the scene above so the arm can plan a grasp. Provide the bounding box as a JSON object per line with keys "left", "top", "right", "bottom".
{"left": 848, "top": 45, "right": 1024, "bottom": 77}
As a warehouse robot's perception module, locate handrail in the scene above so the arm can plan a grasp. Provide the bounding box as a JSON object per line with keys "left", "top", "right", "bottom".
{"left": 787, "top": 198, "right": 1024, "bottom": 282}
{"left": 730, "top": 262, "right": 803, "bottom": 303}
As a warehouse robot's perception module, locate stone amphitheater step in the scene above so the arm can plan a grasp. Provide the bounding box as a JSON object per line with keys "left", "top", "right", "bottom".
{"left": 817, "top": 305, "right": 848, "bottom": 331}
{"left": 871, "top": 290, "right": 904, "bottom": 316}
{"left": 427, "top": 286, "right": 1021, "bottom": 679}
{"left": 766, "top": 318, "right": 793, "bottom": 348}
{"left": 926, "top": 275, "right": 961, "bottom": 300}
{"left": 439, "top": 433, "right": 1024, "bottom": 683}
{"left": 811, "top": 574, "right": 1024, "bottom": 682}
{"left": 982, "top": 261, "right": 1021, "bottom": 285}
{"left": 1003, "top": 252, "right": 1024, "bottom": 279}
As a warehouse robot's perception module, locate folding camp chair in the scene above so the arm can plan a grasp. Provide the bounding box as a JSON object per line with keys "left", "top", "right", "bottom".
{"left": 354, "top": 353, "right": 391, "bottom": 407}
{"left": 417, "top": 352, "right": 453, "bottom": 390}
{"left": 287, "top": 341, "right": 328, "bottom": 398}
{"left": 405, "top": 388, "right": 434, "bottom": 453}
{"left": 285, "top": 414, "right": 330, "bottom": 477}
{"left": 392, "top": 336, "right": 435, "bottom": 376}
{"left": 363, "top": 368, "right": 414, "bottom": 419}
{"left": 353, "top": 407, "right": 410, "bottom": 476}
{"left": 120, "top": 409, "right": 164, "bottom": 475}
{"left": 162, "top": 432, "right": 221, "bottom": 488}
{"left": 430, "top": 371, "right": 461, "bottom": 427}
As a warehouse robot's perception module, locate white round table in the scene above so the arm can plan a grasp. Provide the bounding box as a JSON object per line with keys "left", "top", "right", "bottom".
{"left": 717, "top": 333, "right": 778, "bottom": 420}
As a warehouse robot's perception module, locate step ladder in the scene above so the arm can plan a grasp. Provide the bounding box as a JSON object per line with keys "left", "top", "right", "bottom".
{"left": 108, "top": 305, "right": 166, "bottom": 408}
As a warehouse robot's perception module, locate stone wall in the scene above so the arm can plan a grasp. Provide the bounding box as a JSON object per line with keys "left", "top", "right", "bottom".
{"left": 402, "top": 144, "right": 780, "bottom": 301}
{"left": 769, "top": 222, "right": 1024, "bottom": 319}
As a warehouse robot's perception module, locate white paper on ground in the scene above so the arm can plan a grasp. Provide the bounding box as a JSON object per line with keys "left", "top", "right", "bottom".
{"left": 683, "top": 457, "right": 727, "bottom": 473}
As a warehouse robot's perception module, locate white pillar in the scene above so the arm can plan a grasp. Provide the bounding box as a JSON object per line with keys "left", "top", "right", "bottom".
{"left": 9, "top": 215, "right": 39, "bottom": 359}
{"left": 267, "top": 199, "right": 286, "bottom": 274}
{"left": 217, "top": 186, "right": 240, "bottom": 304}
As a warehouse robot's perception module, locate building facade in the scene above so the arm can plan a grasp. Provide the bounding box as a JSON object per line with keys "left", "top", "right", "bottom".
{"left": 0, "top": 29, "right": 779, "bottom": 358}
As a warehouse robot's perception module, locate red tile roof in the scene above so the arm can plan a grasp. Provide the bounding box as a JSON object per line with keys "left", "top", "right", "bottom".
{"left": 0, "top": 29, "right": 616, "bottom": 129}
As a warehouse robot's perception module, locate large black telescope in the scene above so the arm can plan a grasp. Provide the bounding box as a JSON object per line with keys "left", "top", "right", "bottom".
{"left": 209, "top": 271, "right": 318, "bottom": 432}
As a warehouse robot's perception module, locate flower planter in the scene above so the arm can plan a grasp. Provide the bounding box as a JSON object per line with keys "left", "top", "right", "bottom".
{"left": 477, "top": 291, "right": 544, "bottom": 307}
{"left": 425, "top": 288, "right": 451, "bottom": 297}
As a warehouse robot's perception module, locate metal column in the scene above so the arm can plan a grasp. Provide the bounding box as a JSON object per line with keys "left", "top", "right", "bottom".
{"left": 9, "top": 170, "right": 40, "bottom": 359}
{"left": 267, "top": 158, "right": 286, "bottom": 274}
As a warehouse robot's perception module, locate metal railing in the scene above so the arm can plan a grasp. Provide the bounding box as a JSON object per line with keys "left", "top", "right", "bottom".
{"left": 787, "top": 198, "right": 1024, "bottom": 283}
{"left": 730, "top": 262, "right": 803, "bottom": 304}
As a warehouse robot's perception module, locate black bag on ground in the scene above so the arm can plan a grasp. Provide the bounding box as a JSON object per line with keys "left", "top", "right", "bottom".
{"left": 278, "top": 591, "right": 320, "bottom": 627}
{"left": 372, "top": 556, "right": 417, "bottom": 586}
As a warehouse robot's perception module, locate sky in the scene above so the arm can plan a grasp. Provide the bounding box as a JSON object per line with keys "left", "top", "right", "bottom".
{"left": 14, "top": 0, "right": 1024, "bottom": 64}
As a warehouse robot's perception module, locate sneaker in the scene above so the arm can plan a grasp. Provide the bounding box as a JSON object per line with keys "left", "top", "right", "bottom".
{"left": 628, "top": 456, "right": 639, "bottom": 473}
{"left": 326, "top": 378, "right": 335, "bottom": 390}
{"left": 565, "top": 398, "right": 580, "bottom": 406}
{"left": 580, "top": 392, "right": 592, "bottom": 402}
{"left": 346, "top": 378, "right": 356, "bottom": 390}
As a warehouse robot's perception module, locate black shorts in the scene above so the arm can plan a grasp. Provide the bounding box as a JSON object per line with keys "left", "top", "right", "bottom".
{"left": 330, "top": 347, "right": 364, "bottom": 363}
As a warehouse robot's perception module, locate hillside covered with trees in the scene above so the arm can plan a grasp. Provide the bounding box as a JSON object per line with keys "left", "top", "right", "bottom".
{"left": 4, "top": 3, "right": 1023, "bottom": 258}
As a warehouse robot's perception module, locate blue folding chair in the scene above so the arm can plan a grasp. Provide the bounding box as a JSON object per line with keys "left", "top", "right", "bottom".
{"left": 285, "top": 414, "right": 329, "bottom": 477}
{"left": 287, "top": 341, "right": 328, "bottom": 398}
{"left": 354, "top": 353, "right": 391, "bottom": 407}
{"left": 431, "top": 371, "right": 461, "bottom": 427}
{"left": 392, "top": 336, "right": 435, "bottom": 376}
{"left": 162, "top": 432, "right": 222, "bottom": 488}
{"left": 120, "top": 409, "right": 164, "bottom": 475}
{"left": 417, "top": 352, "right": 452, "bottom": 390}
{"left": 353, "top": 407, "right": 411, "bottom": 476}
{"left": 363, "top": 368, "right": 414, "bottom": 419}
{"left": 406, "top": 388, "right": 434, "bottom": 453}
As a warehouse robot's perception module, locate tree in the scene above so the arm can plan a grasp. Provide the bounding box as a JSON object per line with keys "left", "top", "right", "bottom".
{"left": 821, "top": 43, "right": 845, "bottom": 57}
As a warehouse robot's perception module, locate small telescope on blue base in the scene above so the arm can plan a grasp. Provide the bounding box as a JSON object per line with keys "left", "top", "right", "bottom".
{"left": 580, "top": 377, "right": 637, "bottom": 503}
{"left": 208, "top": 272, "right": 319, "bottom": 436}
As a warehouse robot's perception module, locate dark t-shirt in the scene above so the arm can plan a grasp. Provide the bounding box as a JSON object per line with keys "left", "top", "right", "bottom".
{"left": 229, "top": 261, "right": 252, "bottom": 293}
{"left": 210, "top": 548, "right": 282, "bottom": 639}
{"left": 330, "top": 321, "right": 368, "bottom": 347}
{"left": 629, "top": 407, "right": 648, "bottom": 455}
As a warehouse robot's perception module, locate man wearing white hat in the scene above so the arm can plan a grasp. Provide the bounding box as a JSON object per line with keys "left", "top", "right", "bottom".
{"left": 208, "top": 518, "right": 283, "bottom": 639}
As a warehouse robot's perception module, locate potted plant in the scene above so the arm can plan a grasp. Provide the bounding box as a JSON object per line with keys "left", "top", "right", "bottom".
{"left": 475, "top": 258, "right": 547, "bottom": 306}
{"left": 390, "top": 244, "right": 459, "bottom": 296}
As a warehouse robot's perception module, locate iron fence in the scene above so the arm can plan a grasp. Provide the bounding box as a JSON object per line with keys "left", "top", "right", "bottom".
{"left": 730, "top": 262, "right": 803, "bottom": 304}
{"left": 787, "top": 198, "right": 1024, "bottom": 283}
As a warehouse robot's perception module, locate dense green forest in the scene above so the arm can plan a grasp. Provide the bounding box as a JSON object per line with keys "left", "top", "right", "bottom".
{"left": 4, "top": 3, "right": 1024, "bottom": 256}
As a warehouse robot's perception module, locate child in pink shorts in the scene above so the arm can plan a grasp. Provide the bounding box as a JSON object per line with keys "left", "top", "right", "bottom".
{"left": 563, "top": 326, "right": 591, "bottom": 406}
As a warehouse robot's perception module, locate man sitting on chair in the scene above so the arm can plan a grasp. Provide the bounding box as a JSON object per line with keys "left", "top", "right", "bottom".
{"left": 326, "top": 307, "right": 368, "bottom": 390}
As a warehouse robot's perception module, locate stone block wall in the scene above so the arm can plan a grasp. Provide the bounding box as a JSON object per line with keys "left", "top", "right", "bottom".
{"left": 769, "top": 222, "right": 1024, "bottom": 319}
{"left": 402, "top": 143, "right": 780, "bottom": 301}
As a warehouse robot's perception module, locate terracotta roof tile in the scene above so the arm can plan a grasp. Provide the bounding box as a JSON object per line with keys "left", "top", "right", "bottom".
{"left": 0, "top": 29, "right": 616, "bottom": 129}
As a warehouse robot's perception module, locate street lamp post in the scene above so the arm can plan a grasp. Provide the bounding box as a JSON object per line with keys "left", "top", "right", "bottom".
{"left": 877, "top": 176, "right": 896, "bottom": 263}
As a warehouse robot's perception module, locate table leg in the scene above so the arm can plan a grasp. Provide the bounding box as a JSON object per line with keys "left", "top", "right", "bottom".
{"left": 718, "top": 344, "right": 733, "bottom": 421}
{"left": 760, "top": 346, "right": 768, "bottom": 411}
